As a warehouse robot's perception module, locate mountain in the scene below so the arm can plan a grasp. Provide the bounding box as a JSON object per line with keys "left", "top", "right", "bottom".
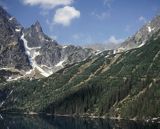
{"left": 0, "top": 6, "right": 31, "bottom": 79}
{"left": 0, "top": 6, "right": 95, "bottom": 80}
{"left": 22, "top": 21, "right": 94, "bottom": 78}
{"left": 0, "top": 28, "right": 160, "bottom": 121}
{"left": 119, "top": 15, "right": 160, "bottom": 51}
{"left": 85, "top": 16, "right": 160, "bottom": 52}
{"left": 0, "top": 6, "right": 160, "bottom": 122}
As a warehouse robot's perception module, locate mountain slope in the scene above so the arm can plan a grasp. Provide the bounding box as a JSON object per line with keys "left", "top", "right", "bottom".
{"left": 0, "top": 6, "right": 31, "bottom": 78}
{"left": 0, "top": 30, "right": 160, "bottom": 121}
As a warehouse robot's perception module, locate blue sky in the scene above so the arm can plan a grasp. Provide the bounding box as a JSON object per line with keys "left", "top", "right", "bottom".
{"left": 0, "top": 0, "right": 160, "bottom": 46}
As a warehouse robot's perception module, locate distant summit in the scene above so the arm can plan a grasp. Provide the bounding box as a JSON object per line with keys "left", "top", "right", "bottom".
{"left": 119, "top": 15, "right": 160, "bottom": 51}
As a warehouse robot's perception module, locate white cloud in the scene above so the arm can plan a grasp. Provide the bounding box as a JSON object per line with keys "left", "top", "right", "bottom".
{"left": 105, "top": 36, "right": 124, "bottom": 44}
{"left": 22, "top": 0, "right": 73, "bottom": 9}
{"left": 104, "top": 0, "right": 113, "bottom": 8}
{"left": 84, "top": 35, "right": 124, "bottom": 50}
{"left": 139, "top": 16, "right": 147, "bottom": 23}
{"left": 53, "top": 6, "right": 80, "bottom": 26}
{"left": 91, "top": 11, "right": 110, "bottom": 20}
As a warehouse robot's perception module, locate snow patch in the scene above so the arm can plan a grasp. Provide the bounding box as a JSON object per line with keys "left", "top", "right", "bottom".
{"left": 45, "top": 39, "right": 49, "bottom": 42}
{"left": 9, "top": 17, "right": 14, "bottom": 21}
{"left": 148, "top": 26, "right": 152, "bottom": 33}
{"left": 15, "top": 28, "right": 21, "bottom": 32}
{"left": 21, "top": 33, "right": 52, "bottom": 77}
{"left": 105, "top": 55, "right": 109, "bottom": 58}
{"left": 21, "top": 33, "right": 33, "bottom": 64}
{"left": 0, "top": 114, "right": 3, "bottom": 120}
{"left": 0, "top": 68, "right": 12, "bottom": 70}
{"left": 41, "top": 64, "right": 52, "bottom": 69}
{"left": 95, "top": 50, "right": 102, "bottom": 55}
{"left": 0, "top": 101, "right": 5, "bottom": 107}
{"left": 31, "top": 51, "right": 40, "bottom": 60}
{"left": 138, "top": 41, "right": 146, "bottom": 48}
{"left": 55, "top": 60, "right": 65, "bottom": 67}
{"left": 113, "top": 50, "right": 117, "bottom": 54}
{"left": 7, "top": 69, "right": 33, "bottom": 81}
{"left": 25, "top": 69, "right": 33, "bottom": 75}
{"left": 148, "top": 26, "right": 154, "bottom": 33}
{"left": 63, "top": 45, "right": 68, "bottom": 49}
{"left": 7, "top": 76, "right": 23, "bottom": 81}
{"left": 8, "top": 90, "right": 13, "bottom": 96}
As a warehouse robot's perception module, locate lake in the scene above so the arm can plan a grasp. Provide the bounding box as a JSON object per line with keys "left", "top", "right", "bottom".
{"left": 0, "top": 114, "right": 159, "bottom": 129}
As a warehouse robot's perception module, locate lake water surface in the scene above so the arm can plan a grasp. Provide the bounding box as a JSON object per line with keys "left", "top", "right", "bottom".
{"left": 0, "top": 114, "right": 159, "bottom": 129}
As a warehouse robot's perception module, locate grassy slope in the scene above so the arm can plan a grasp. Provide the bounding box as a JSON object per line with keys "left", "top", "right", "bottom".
{"left": 0, "top": 31, "right": 160, "bottom": 120}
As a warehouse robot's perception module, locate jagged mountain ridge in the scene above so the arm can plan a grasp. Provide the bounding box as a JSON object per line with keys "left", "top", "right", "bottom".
{"left": 0, "top": 6, "right": 95, "bottom": 80}
{"left": 22, "top": 21, "right": 95, "bottom": 78}
{"left": 119, "top": 15, "right": 160, "bottom": 51}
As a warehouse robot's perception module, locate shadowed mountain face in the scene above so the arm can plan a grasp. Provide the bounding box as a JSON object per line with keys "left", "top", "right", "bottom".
{"left": 0, "top": 6, "right": 95, "bottom": 79}
{"left": 0, "top": 6, "right": 31, "bottom": 71}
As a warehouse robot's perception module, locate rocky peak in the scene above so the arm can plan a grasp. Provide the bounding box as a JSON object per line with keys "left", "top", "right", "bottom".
{"left": 31, "top": 20, "right": 43, "bottom": 33}
{"left": 24, "top": 20, "right": 58, "bottom": 47}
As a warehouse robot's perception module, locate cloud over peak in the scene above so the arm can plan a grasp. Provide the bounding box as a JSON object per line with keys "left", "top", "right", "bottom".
{"left": 22, "top": 0, "right": 73, "bottom": 9}
{"left": 106, "top": 36, "right": 124, "bottom": 44}
{"left": 53, "top": 6, "right": 80, "bottom": 26}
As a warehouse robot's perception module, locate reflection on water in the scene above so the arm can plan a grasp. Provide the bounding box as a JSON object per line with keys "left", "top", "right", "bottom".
{"left": 0, "top": 114, "right": 159, "bottom": 129}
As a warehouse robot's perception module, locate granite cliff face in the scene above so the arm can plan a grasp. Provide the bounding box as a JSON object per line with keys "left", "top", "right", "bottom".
{"left": 0, "top": 6, "right": 95, "bottom": 80}
{"left": 0, "top": 6, "right": 31, "bottom": 72}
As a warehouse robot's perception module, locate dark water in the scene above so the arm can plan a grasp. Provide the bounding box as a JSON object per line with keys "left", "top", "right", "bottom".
{"left": 0, "top": 114, "right": 159, "bottom": 129}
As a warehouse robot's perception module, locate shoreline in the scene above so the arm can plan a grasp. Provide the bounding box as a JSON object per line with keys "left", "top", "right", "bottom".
{"left": 1, "top": 111, "right": 160, "bottom": 124}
